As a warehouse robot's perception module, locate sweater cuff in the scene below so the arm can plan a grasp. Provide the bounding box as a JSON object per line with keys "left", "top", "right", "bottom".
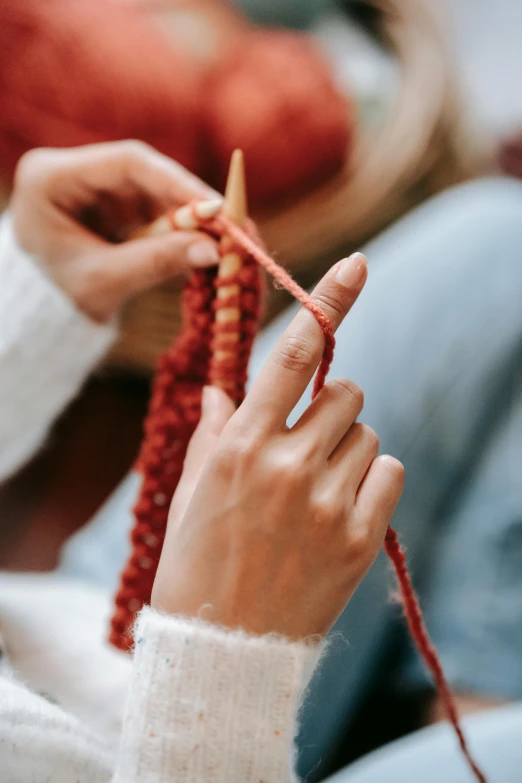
{"left": 0, "top": 211, "right": 116, "bottom": 477}
{"left": 115, "top": 607, "right": 322, "bottom": 783}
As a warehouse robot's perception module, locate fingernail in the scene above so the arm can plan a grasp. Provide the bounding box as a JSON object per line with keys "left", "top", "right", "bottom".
{"left": 335, "top": 252, "right": 367, "bottom": 288}
{"left": 195, "top": 198, "right": 223, "bottom": 220}
{"left": 174, "top": 205, "right": 198, "bottom": 230}
{"left": 188, "top": 242, "right": 220, "bottom": 267}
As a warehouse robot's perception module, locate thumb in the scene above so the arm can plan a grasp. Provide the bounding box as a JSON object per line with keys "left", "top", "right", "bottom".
{"left": 169, "top": 386, "right": 235, "bottom": 525}
{"left": 185, "top": 386, "right": 236, "bottom": 472}
{"left": 101, "top": 230, "right": 220, "bottom": 298}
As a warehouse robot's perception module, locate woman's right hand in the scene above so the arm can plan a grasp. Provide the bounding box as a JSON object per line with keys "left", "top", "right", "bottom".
{"left": 11, "top": 141, "right": 221, "bottom": 323}
{"left": 152, "top": 252, "right": 404, "bottom": 640}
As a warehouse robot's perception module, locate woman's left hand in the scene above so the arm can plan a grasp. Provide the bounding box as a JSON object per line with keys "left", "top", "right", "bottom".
{"left": 152, "top": 254, "right": 405, "bottom": 640}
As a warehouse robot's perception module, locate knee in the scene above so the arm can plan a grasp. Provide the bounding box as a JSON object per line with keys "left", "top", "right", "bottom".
{"left": 429, "top": 176, "right": 522, "bottom": 251}
{"left": 366, "top": 176, "right": 522, "bottom": 284}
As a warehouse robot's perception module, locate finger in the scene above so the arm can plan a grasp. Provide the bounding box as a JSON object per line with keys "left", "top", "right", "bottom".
{"left": 355, "top": 455, "right": 405, "bottom": 542}
{"left": 99, "top": 230, "right": 220, "bottom": 295}
{"left": 183, "top": 386, "right": 236, "bottom": 476}
{"left": 24, "top": 141, "right": 219, "bottom": 211}
{"left": 169, "top": 386, "right": 235, "bottom": 525}
{"left": 329, "top": 423, "right": 380, "bottom": 494}
{"left": 236, "top": 252, "right": 368, "bottom": 432}
{"left": 290, "top": 379, "right": 364, "bottom": 459}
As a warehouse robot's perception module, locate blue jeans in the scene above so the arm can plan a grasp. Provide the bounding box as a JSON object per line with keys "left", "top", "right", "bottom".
{"left": 59, "top": 177, "right": 522, "bottom": 778}
{"left": 329, "top": 703, "right": 522, "bottom": 783}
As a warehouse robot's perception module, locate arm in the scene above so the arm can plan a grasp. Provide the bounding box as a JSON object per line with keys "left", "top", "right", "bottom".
{"left": 0, "top": 606, "right": 318, "bottom": 783}
{"left": 143, "top": 253, "right": 404, "bottom": 779}
{"left": 0, "top": 212, "right": 115, "bottom": 479}
{"left": 114, "top": 608, "right": 319, "bottom": 783}
{"left": 0, "top": 250, "right": 404, "bottom": 781}
{"left": 0, "top": 141, "right": 220, "bottom": 480}
{"left": 0, "top": 571, "right": 316, "bottom": 783}
{"left": 119, "top": 252, "right": 403, "bottom": 781}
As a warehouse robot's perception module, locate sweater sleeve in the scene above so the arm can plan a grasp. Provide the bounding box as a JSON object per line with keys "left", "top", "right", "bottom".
{"left": 113, "top": 607, "right": 321, "bottom": 783}
{"left": 0, "top": 211, "right": 116, "bottom": 480}
{"left": 0, "top": 600, "right": 322, "bottom": 782}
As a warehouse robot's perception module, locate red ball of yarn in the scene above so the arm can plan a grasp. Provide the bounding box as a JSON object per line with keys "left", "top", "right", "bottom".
{"left": 202, "top": 30, "right": 352, "bottom": 205}
{"left": 0, "top": 0, "right": 202, "bottom": 179}
{"left": 0, "top": 1, "right": 353, "bottom": 209}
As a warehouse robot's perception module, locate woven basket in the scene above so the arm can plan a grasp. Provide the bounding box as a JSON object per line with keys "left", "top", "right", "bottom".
{"left": 109, "top": 0, "right": 478, "bottom": 373}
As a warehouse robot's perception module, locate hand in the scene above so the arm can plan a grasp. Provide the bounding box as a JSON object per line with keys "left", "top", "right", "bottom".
{"left": 152, "top": 252, "right": 405, "bottom": 640}
{"left": 11, "top": 141, "right": 222, "bottom": 322}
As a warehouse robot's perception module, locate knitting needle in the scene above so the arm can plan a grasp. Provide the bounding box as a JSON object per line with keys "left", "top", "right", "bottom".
{"left": 223, "top": 148, "right": 247, "bottom": 226}
{"left": 129, "top": 151, "right": 246, "bottom": 395}
{"left": 212, "top": 150, "right": 247, "bottom": 380}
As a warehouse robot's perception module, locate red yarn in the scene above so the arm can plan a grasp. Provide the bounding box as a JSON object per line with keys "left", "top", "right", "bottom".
{"left": 384, "top": 529, "right": 486, "bottom": 783}
{"left": 202, "top": 29, "right": 352, "bottom": 202}
{"left": 0, "top": 1, "right": 351, "bottom": 207}
{"left": 0, "top": 0, "right": 202, "bottom": 177}
{"left": 111, "top": 207, "right": 485, "bottom": 783}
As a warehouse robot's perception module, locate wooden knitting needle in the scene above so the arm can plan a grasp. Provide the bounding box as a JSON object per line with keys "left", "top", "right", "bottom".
{"left": 128, "top": 151, "right": 246, "bottom": 391}
{"left": 223, "top": 148, "right": 247, "bottom": 227}
{"left": 213, "top": 149, "right": 247, "bottom": 368}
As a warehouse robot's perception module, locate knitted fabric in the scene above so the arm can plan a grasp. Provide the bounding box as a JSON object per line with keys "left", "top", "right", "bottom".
{"left": 111, "top": 208, "right": 485, "bottom": 783}
{"left": 110, "top": 213, "right": 263, "bottom": 651}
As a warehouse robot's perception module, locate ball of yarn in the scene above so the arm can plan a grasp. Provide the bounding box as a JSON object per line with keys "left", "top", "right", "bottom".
{"left": 202, "top": 30, "right": 353, "bottom": 205}
{"left": 0, "top": 1, "right": 353, "bottom": 209}
{"left": 0, "top": 0, "right": 202, "bottom": 179}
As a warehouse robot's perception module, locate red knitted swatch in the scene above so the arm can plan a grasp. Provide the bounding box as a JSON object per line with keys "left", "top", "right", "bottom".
{"left": 110, "top": 216, "right": 262, "bottom": 651}
{"left": 110, "top": 209, "right": 485, "bottom": 783}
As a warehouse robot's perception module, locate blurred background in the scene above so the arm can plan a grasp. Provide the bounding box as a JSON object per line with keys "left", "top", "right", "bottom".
{"left": 0, "top": 1, "right": 521, "bottom": 770}
{"left": 2, "top": 0, "right": 522, "bottom": 373}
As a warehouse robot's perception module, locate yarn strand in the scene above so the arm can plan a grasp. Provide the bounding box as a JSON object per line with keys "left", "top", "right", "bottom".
{"left": 208, "top": 213, "right": 336, "bottom": 397}
{"left": 384, "top": 528, "right": 486, "bottom": 783}
{"left": 111, "top": 205, "right": 486, "bottom": 783}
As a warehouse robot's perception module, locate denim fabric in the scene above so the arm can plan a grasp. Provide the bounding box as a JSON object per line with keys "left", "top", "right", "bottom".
{"left": 328, "top": 702, "right": 522, "bottom": 783}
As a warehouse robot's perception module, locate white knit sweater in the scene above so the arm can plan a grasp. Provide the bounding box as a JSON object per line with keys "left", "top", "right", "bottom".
{"left": 0, "top": 213, "right": 321, "bottom": 782}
